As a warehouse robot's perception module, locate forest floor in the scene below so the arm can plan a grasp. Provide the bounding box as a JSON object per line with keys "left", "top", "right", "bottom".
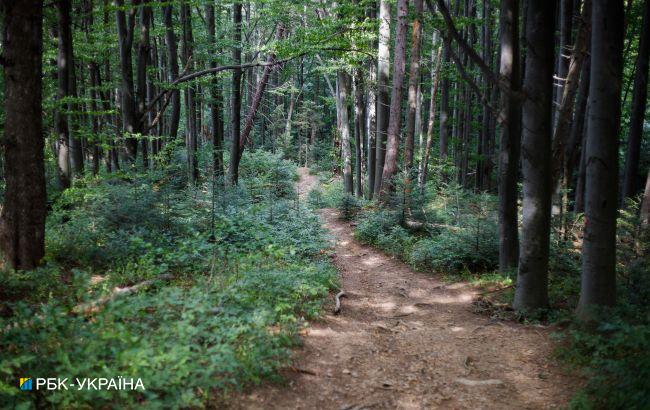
{"left": 228, "top": 168, "right": 578, "bottom": 409}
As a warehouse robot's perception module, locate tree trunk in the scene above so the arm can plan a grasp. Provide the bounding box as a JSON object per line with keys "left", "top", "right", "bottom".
{"left": 622, "top": 0, "right": 650, "bottom": 201}
{"left": 136, "top": 3, "right": 151, "bottom": 169}
{"left": 641, "top": 170, "right": 650, "bottom": 226}
{"left": 439, "top": 38, "right": 451, "bottom": 160}
{"left": 554, "top": 0, "right": 574, "bottom": 125}
{"left": 115, "top": 0, "right": 140, "bottom": 163}
{"left": 513, "top": 0, "right": 556, "bottom": 312}
{"left": 497, "top": 0, "right": 521, "bottom": 273}
{"left": 577, "top": 0, "right": 625, "bottom": 321}
{"left": 353, "top": 69, "right": 366, "bottom": 197}
{"left": 180, "top": 1, "right": 198, "bottom": 183}
{"left": 404, "top": 0, "right": 424, "bottom": 173}
{"left": 551, "top": 0, "right": 591, "bottom": 189}
{"left": 0, "top": 0, "right": 47, "bottom": 270}
{"left": 206, "top": 3, "right": 224, "bottom": 177}
{"left": 379, "top": 0, "right": 410, "bottom": 199}
{"left": 337, "top": 71, "right": 354, "bottom": 194}
{"left": 374, "top": 0, "right": 391, "bottom": 197}
{"left": 419, "top": 40, "right": 443, "bottom": 192}
{"left": 163, "top": 5, "right": 181, "bottom": 141}
{"left": 228, "top": 1, "right": 243, "bottom": 185}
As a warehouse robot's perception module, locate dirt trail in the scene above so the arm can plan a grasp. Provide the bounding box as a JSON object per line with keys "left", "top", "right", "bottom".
{"left": 230, "top": 167, "right": 577, "bottom": 409}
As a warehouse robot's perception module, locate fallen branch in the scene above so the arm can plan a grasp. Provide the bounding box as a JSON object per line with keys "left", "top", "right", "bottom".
{"left": 334, "top": 290, "right": 347, "bottom": 315}
{"left": 479, "top": 284, "right": 514, "bottom": 295}
{"left": 73, "top": 274, "right": 174, "bottom": 314}
{"left": 403, "top": 219, "right": 461, "bottom": 232}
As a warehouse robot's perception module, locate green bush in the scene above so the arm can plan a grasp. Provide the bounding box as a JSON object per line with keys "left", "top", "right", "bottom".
{"left": 0, "top": 154, "right": 337, "bottom": 408}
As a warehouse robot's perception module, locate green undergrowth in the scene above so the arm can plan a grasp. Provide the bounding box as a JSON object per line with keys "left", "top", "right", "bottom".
{"left": 0, "top": 150, "right": 337, "bottom": 409}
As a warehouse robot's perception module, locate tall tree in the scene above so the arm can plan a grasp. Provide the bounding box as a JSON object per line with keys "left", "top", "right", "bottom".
{"left": 228, "top": 1, "right": 243, "bottom": 185}
{"left": 513, "top": 0, "right": 556, "bottom": 311}
{"left": 338, "top": 71, "right": 354, "bottom": 193}
{"left": 0, "top": 0, "right": 46, "bottom": 270}
{"left": 577, "top": 0, "right": 625, "bottom": 321}
{"left": 419, "top": 35, "right": 443, "bottom": 191}
{"left": 180, "top": 1, "right": 198, "bottom": 183}
{"left": 373, "top": 0, "right": 391, "bottom": 196}
{"left": 163, "top": 5, "right": 181, "bottom": 141}
{"left": 404, "top": 0, "right": 424, "bottom": 173}
{"left": 379, "top": 0, "right": 410, "bottom": 199}
{"left": 205, "top": 3, "right": 223, "bottom": 177}
{"left": 56, "top": 0, "right": 84, "bottom": 188}
{"left": 115, "top": 0, "right": 140, "bottom": 163}
{"left": 622, "top": 0, "right": 650, "bottom": 201}
{"left": 497, "top": 0, "right": 521, "bottom": 272}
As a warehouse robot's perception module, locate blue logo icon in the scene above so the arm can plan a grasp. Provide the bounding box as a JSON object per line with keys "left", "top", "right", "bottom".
{"left": 20, "top": 378, "right": 32, "bottom": 391}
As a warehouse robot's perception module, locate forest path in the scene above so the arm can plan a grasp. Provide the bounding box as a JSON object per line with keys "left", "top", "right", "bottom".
{"left": 230, "top": 167, "right": 577, "bottom": 409}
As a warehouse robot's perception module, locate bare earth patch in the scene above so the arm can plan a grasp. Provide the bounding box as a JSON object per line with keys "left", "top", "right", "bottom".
{"left": 227, "top": 168, "right": 578, "bottom": 409}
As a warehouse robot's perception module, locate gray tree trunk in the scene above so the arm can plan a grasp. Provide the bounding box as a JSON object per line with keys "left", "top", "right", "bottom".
{"left": 0, "top": 0, "right": 46, "bottom": 270}
{"left": 514, "top": 0, "right": 556, "bottom": 311}
{"left": 374, "top": 0, "right": 391, "bottom": 197}
{"left": 379, "top": 0, "right": 410, "bottom": 199}
{"left": 337, "top": 71, "right": 354, "bottom": 194}
{"left": 497, "top": 0, "right": 521, "bottom": 273}
{"left": 622, "top": 0, "right": 650, "bottom": 201}
{"left": 577, "top": 0, "right": 625, "bottom": 321}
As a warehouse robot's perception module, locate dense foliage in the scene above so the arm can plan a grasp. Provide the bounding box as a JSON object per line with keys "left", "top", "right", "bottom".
{"left": 0, "top": 151, "right": 337, "bottom": 408}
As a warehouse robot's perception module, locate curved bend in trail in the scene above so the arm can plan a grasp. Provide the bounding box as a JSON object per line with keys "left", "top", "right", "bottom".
{"left": 232, "top": 168, "right": 576, "bottom": 409}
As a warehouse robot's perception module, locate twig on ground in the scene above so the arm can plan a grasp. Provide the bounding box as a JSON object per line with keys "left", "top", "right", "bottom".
{"left": 334, "top": 290, "right": 347, "bottom": 314}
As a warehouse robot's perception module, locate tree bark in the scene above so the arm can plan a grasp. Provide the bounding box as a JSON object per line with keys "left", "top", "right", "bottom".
{"left": 419, "top": 39, "right": 443, "bottom": 192}
{"left": 641, "top": 170, "right": 650, "bottom": 226}
{"left": 337, "top": 71, "right": 354, "bottom": 194}
{"left": 163, "top": 5, "right": 181, "bottom": 141}
{"left": 206, "top": 3, "right": 224, "bottom": 177}
{"left": 439, "top": 37, "right": 451, "bottom": 161}
{"left": 0, "top": 0, "right": 46, "bottom": 270}
{"left": 115, "top": 0, "right": 140, "bottom": 163}
{"left": 180, "top": 1, "right": 198, "bottom": 183}
{"left": 514, "top": 0, "right": 556, "bottom": 311}
{"left": 379, "top": 0, "right": 410, "bottom": 199}
{"left": 136, "top": 3, "right": 151, "bottom": 169}
{"left": 353, "top": 69, "right": 366, "bottom": 197}
{"left": 374, "top": 0, "right": 392, "bottom": 197}
{"left": 228, "top": 1, "right": 243, "bottom": 185}
{"left": 404, "top": 0, "right": 424, "bottom": 173}
{"left": 622, "top": 0, "right": 650, "bottom": 201}
{"left": 551, "top": 0, "right": 592, "bottom": 189}
{"left": 497, "top": 0, "right": 521, "bottom": 273}
{"left": 577, "top": 0, "right": 625, "bottom": 321}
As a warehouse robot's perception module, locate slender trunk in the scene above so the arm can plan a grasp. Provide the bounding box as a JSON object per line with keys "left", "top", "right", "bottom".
{"left": 439, "top": 38, "right": 451, "bottom": 160}
{"left": 551, "top": 0, "right": 592, "bottom": 189}
{"left": 136, "top": 3, "right": 151, "bottom": 169}
{"left": 554, "top": 0, "right": 574, "bottom": 125}
{"left": 115, "top": 0, "right": 139, "bottom": 162}
{"left": 497, "top": 0, "right": 521, "bottom": 273}
{"left": 163, "top": 5, "right": 181, "bottom": 141}
{"left": 404, "top": 0, "right": 424, "bottom": 173}
{"left": 514, "top": 0, "right": 556, "bottom": 311}
{"left": 180, "top": 2, "right": 198, "bottom": 183}
{"left": 419, "top": 41, "right": 443, "bottom": 192}
{"left": 337, "top": 71, "right": 354, "bottom": 194}
{"left": 577, "top": 0, "right": 625, "bottom": 321}
{"left": 374, "top": 0, "right": 391, "bottom": 196}
{"left": 354, "top": 69, "right": 366, "bottom": 197}
{"left": 206, "top": 3, "right": 224, "bottom": 177}
{"left": 641, "top": 170, "right": 650, "bottom": 226}
{"left": 0, "top": 0, "right": 46, "bottom": 270}
{"left": 228, "top": 1, "right": 243, "bottom": 185}
{"left": 379, "top": 0, "right": 410, "bottom": 199}
{"left": 622, "top": 0, "right": 650, "bottom": 201}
